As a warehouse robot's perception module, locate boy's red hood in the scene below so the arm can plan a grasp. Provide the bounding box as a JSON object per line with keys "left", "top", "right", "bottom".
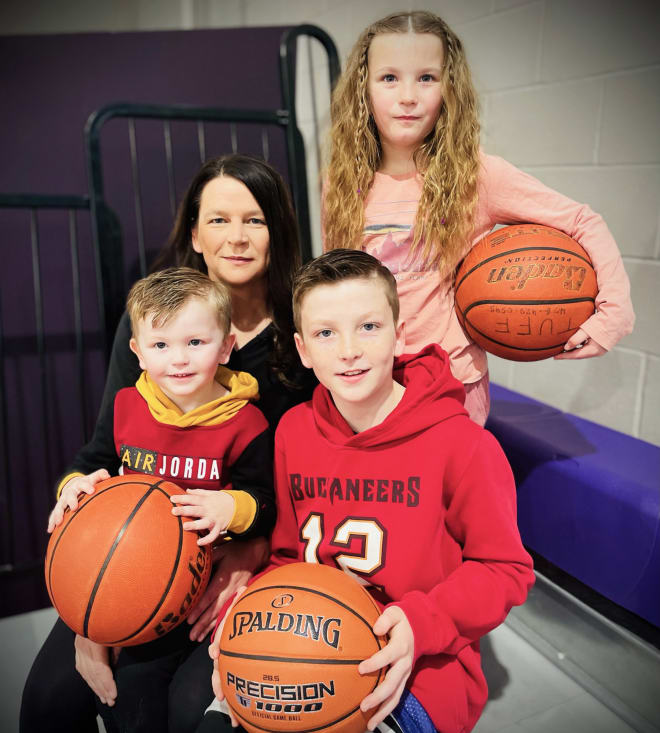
{"left": 311, "top": 344, "right": 468, "bottom": 448}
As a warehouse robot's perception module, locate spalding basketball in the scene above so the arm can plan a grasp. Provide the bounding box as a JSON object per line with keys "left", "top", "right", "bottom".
{"left": 45, "top": 475, "right": 211, "bottom": 646}
{"left": 218, "top": 563, "right": 386, "bottom": 733}
{"left": 454, "top": 224, "right": 597, "bottom": 361}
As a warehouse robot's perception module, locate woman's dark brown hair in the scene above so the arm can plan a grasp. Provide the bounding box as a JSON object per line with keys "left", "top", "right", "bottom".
{"left": 151, "top": 153, "right": 302, "bottom": 383}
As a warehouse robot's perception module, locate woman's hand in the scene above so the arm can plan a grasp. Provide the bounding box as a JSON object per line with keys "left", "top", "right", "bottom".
{"left": 358, "top": 606, "right": 414, "bottom": 730}
{"left": 47, "top": 469, "right": 110, "bottom": 532}
{"left": 74, "top": 634, "right": 119, "bottom": 706}
{"left": 554, "top": 328, "right": 607, "bottom": 360}
{"left": 208, "top": 585, "right": 248, "bottom": 727}
{"left": 186, "top": 536, "right": 269, "bottom": 642}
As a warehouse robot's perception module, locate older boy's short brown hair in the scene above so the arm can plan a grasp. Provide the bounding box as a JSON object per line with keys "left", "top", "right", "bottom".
{"left": 127, "top": 267, "right": 231, "bottom": 336}
{"left": 293, "top": 249, "right": 399, "bottom": 333}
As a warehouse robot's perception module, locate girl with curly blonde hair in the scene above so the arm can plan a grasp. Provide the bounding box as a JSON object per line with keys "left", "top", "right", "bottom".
{"left": 323, "top": 10, "right": 633, "bottom": 425}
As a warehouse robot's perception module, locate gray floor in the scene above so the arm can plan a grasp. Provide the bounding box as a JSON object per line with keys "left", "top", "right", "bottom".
{"left": 1, "top": 604, "right": 647, "bottom": 733}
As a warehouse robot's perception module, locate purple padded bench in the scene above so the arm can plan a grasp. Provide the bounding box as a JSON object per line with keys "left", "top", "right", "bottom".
{"left": 486, "top": 383, "right": 660, "bottom": 628}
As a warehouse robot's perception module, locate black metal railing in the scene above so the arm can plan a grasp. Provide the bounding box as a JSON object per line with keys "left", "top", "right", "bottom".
{"left": 0, "top": 193, "right": 111, "bottom": 573}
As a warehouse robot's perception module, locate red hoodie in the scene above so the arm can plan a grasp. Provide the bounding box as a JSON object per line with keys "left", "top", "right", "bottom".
{"left": 267, "top": 345, "right": 534, "bottom": 732}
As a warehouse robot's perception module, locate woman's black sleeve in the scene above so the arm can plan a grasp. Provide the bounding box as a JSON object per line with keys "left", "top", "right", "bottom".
{"left": 56, "top": 311, "right": 141, "bottom": 489}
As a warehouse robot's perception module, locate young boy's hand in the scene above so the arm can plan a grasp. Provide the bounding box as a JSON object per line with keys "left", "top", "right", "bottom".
{"left": 358, "top": 605, "right": 415, "bottom": 730}
{"left": 47, "top": 468, "right": 110, "bottom": 533}
{"left": 208, "top": 584, "right": 248, "bottom": 727}
{"left": 170, "top": 489, "right": 235, "bottom": 545}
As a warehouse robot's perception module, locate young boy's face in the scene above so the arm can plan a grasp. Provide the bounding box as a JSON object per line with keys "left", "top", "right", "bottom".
{"left": 130, "top": 296, "right": 235, "bottom": 412}
{"left": 294, "top": 276, "right": 405, "bottom": 412}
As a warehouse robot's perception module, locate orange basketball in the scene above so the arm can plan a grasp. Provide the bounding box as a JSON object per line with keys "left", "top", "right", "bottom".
{"left": 454, "top": 224, "right": 598, "bottom": 361}
{"left": 218, "top": 563, "right": 386, "bottom": 733}
{"left": 45, "top": 475, "right": 211, "bottom": 646}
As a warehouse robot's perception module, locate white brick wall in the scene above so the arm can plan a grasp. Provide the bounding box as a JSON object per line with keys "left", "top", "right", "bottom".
{"left": 5, "top": 0, "right": 659, "bottom": 445}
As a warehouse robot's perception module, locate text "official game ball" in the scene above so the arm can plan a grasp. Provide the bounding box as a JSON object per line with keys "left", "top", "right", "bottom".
{"left": 454, "top": 224, "right": 597, "bottom": 361}
{"left": 218, "top": 562, "right": 386, "bottom": 733}
{"left": 45, "top": 475, "right": 211, "bottom": 646}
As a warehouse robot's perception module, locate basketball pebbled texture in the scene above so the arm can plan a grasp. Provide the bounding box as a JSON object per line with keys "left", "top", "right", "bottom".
{"left": 454, "top": 224, "right": 598, "bottom": 361}
{"left": 45, "top": 475, "right": 211, "bottom": 646}
{"left": 218, "top": 562, "right": 387, "bottom": 733}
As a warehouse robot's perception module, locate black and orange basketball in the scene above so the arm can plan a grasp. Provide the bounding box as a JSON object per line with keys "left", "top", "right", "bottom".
{"left": 45, "top": 475, "right": 211, "bottom": 646}
{"left": 218, "top": 563, "right": 386, "bottom": 733}
{"left": 454, "top": 224, "right": 598, "bottom": 361}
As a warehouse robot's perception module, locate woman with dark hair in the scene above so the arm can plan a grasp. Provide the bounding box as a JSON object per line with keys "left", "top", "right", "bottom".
{"left": 20, "top": 154, "right": 316, "bottom": 733}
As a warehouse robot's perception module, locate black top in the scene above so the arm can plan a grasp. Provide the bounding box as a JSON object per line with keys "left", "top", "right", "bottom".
{"left": 59, "top": 310, "right": 316, "bottom": 487}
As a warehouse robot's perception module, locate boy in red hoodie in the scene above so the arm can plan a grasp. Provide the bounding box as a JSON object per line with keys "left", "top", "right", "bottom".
{"left": 206, "top": 249, "right": 534, "bottom": 733}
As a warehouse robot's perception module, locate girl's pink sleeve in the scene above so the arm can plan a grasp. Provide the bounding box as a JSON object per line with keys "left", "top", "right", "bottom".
{"left": 479, "top": 154, "right": 635, "bottom": 350}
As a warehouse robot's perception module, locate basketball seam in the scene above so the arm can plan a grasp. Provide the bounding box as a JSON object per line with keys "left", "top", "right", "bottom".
{"left": 110, "top": 485, "right": 187, "bottom": 644}
{"left": 48, "top": 484, "right": 116, "bottom": 596}
{"left": 219, "top": 650, "right": 367, "bottom": 665}
{"left": 230, "top": 704, "right": 365, "bottom": 733}
{"left": 83, "top": 482, "right": 165, "bottom": 637}
{"left": 46, "top": 481, "right": 149, "bottom": 606}
{"left": 463, "top": 319, "right": 572, "bottom": 353}
{"left": 455, "top": 245, "right": 593, "bottom": 295}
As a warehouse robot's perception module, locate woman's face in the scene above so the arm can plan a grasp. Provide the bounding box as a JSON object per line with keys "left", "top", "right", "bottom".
{"left": 192, "top": 175, "right": 270, "bottom": 288}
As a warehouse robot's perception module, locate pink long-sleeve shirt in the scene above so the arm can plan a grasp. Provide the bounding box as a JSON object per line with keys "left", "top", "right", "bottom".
{"left": 359, "top": 152, "right": 635, "bottom": 384}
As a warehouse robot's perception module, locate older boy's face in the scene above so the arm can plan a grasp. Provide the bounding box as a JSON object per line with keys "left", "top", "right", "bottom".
{"left": 129, "top": 297, "right": 234, "bottom": 413}
{"left": 294, "top": 277, "right": 405, "bottom": 413}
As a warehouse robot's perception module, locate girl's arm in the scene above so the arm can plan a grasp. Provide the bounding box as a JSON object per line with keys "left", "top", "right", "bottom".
{"left": 55, "top": 311, "right": 140, "bottom": 495}
{"left": 480, "top": 153, "right": 635, "bottom": 353}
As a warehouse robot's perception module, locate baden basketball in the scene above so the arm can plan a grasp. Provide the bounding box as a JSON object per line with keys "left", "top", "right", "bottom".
{"left": 218, "top": 562, "right": 386, "bottom": 733}
{"left": 454, "top": 224, "right": 597, "bottom": 361}
{"left": 45, "top": 475, "right": 211, "bottom": 646}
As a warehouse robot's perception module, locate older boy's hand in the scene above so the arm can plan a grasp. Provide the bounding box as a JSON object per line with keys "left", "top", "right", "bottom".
{"left": 209, "top": 584, "right": 248, "bottom": 727}
{"left": 554, "top": 328, "right": 606, "bottom": 360}
{"left": 170, "top": 488, "right": 235, "bottom": 545}
{"left": 47, "top": 469, "right": 110, "bottom": 533}
{"left": 358, "top": 605, "right": 414, "bottom": 730}
{"left": 187, "top": 537, "right": 268, "bottom": 641}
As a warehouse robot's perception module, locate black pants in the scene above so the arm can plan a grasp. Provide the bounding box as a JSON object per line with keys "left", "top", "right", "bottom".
{"left": 20, "top": 617, "right": 214, "bottom": 733}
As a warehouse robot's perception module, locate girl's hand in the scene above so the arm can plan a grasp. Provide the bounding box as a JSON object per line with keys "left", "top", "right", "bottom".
{"left": 170, "top": 488, "right": 235, "bottom": 545}
{"left": 554, "top": 328, "right": 606, "bottom": 360}
{"left": 47, "top": 469, "right": 110, "bottom": 533}
{"left": 209, "top": 584, "right": 248, "bottom": 727}
{"left": 186, "top": 536, "right": 269, "bottom": 642}
{"left": 74, "top": 634, "right": 119, "bottom": 706}
{"left": 358, "top": 606, "right": 414, "bottom": 731}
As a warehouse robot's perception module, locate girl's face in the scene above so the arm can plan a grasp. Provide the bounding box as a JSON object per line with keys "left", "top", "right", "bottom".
{"left": 192, "top": 175, "right": 270, "bottom": 289}
{"left": 367, "top": 32, "right": 445, "bottom": 160}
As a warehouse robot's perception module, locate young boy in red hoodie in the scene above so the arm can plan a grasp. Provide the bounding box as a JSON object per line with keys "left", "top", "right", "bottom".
{"left": 206, "top": 249, "right": 534, "bottom": 733}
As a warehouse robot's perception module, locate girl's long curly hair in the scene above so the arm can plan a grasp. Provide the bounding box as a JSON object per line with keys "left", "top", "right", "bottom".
{"left": 324, "top": 10, "right": 481, "bottom": 276}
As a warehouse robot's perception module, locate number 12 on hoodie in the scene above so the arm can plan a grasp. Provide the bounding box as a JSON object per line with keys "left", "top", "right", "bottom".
{"left": 300, "top": 513, "right": 386, "bottom": 586}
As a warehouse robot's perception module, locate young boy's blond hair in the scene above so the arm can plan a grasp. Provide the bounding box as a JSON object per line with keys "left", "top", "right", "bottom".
{"left": 292, "top": 249, "right": 399, "bottom": 334}
{"left": 126, "top": 267, "right": 231, "bottom": 336}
